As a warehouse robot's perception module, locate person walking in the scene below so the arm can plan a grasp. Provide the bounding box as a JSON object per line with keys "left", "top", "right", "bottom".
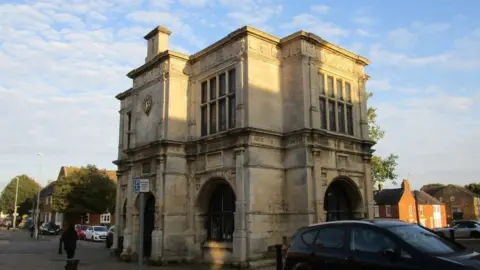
{"left": 59, "top": 224, "right": 79, "bottom": 259}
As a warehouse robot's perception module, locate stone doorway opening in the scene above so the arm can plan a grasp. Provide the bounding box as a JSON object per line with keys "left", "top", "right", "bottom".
{"left": 324, "top": 177, "right": 363, "bottom": 221}
{"left": 137, "top": 192, "right": 155, "bottom": 258}
{"left": 207, "top": 183, "right": 236, "bottom": 242}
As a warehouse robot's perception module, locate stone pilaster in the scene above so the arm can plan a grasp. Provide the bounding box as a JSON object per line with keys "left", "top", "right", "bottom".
{"left": 151, "top": 156, "right": 165, "bottom": 262}
{"left": 121, "top": 163, "right": 134, "bottom": 259}
{"left": 112, "top": 171, "right": 123, "bottom": 252}
{"left": 186, "top": 157, "right": 196, "bottom": 260}
{"left": 312, "top": 149, "right": 325, "bottom": 223}
{"left": 358, "top": 76, "right": 369, "bottom": 140}
{"left": 235, "top": 38, "right": 246, "bottom": 128}
{"left": 309, "top": 58, "right": 320, "bottom": 129}
{"left": 232, "top": 147, "right": 247, "bottom": 265}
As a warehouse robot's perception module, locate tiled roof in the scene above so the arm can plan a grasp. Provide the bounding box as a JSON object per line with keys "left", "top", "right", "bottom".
{"left": 412, "top": 190, "right": 442, "bottom": 204}
{"left": 374, "top": 188, "right": 404, "bottom": 205}
{"left": 39, "top": 181, "right": 57, "bottom": 197}
{"left": 450, "top": 184, "right": 480, "bottom": 198}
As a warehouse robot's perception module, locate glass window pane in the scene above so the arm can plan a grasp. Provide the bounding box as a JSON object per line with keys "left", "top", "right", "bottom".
{"left": 302, "top": 229, "right": 318, "bottom": 245}
{"left": 314, "top": 227, "right": 346, "bottom": 249}
{"left": 319, "top": 73, "right": 325, "bottom": 94}
{"left": 219, "top": 73, "right": 226, "bottom": 96}
{"left": 347, "top": 105, "right": 353, "bottom": 135}
{"left": 228, "top": 69, "right": 236, "bottom": 93}
{"left": 228, "top": 96, "right": 236, "bottom": 129}
{"left": 327, "top": 76, "right": 334, "bottom": 97}
{"left": 338, "top": 103, "right": 345, "bottom": 133}
{"left": 201, "top": 81, "right": 208, "bottom": 103}
{"left": 345, "top": 82, "right": 352, "bottom": 102}
{"left": 337, "top": 79, "right": 344, "bottom": 100}
{"left": 351, "top": 227, "right": 396, "bottom": 253}
{"left": 209, "top": 103, "right": 216, "bottom": 134}
{"left": 219, "top": 99, "right": 226, "bottom": 132}
{"left": 210, "top": 77, "right": 217, "bottom": 100}
{"left": 328, "top": 100, "right": 336, "bottom": 132}
{"left": 319, "top": 98, "right": 327, "bottom": 129}
{"left": 201, "top": 106, "right": 208, "bottom": 136}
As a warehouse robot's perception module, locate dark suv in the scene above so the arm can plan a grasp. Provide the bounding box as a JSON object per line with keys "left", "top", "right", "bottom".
{"left": 285, "top": 219, "right": 480, "bottom": 270}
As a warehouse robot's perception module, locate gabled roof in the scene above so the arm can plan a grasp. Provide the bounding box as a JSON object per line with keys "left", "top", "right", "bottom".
{"left": 39, "top": 181, "right": 57, "bottom": 197}
{"left": 374, "top": 188, "right": 404, "bottom": 205}
{"left": 450, "top": 185, "right": 480, "bottom": 198}
{"left": 412, "top": 190, "right": 442, "bottom": 204}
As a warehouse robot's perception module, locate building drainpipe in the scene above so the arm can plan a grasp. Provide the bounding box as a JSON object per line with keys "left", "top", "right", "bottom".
{"left": 414, "top": 191, "right": 421, "bottom": 225}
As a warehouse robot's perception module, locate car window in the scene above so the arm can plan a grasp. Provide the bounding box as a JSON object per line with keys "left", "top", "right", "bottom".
{"left": 301, "top": 229, "right": 318, "bottom": 245}
{"left": 314, "top": 226, "right": 346, "bottom": 249}
{"left": 94, "top": 226, "right": 107, "bottom": 232}
{"left": 388, "top": 225, "right": 463, "bottom": 255}
{"left": 351, "top": 227, "right": 396, "bottom": 253}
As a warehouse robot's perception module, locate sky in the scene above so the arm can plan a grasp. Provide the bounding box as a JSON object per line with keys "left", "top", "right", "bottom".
{"left": 0, "top": 0, "right": 479, "bottom": 190}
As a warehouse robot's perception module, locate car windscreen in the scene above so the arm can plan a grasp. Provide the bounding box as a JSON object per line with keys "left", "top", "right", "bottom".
{"left": 80, "top": 225, "right": 88, "bottom": 230}
{"left": 387, "top": 224, "right": 464, "bottom": 255}
{"left": 93, "top": 227, "right": 107, "bottom": 232}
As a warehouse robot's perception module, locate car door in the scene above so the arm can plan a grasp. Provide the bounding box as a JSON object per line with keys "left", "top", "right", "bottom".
{"left": 346, "top": 225, "right": 421, "bottom": 270}
{"left": 453, "top": 223, "right": 470, "bottom": 238}
{"left": 310, "top": 225, "right": 350, "bottom": 270}
{"left": 86, "top": 226, "right": 92, "bottom": 239}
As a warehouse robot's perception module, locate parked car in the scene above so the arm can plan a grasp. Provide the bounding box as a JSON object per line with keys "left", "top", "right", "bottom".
{"left": 285, "top": 219, "right": 480, "bottom": 270}
{"left": 85, "top": 226, "right": 108, "bottom": 241}
{"left": 435, "top": 220, "right": 480, "bottom": 238}
{"left": 75, "top": 224, "right": 88, "bottom": 240}
{"left": 106, "top": 225, "right": 115, "bottom": 248}
{"left": 39, "top": 222, "right": 61, "bottom": 235}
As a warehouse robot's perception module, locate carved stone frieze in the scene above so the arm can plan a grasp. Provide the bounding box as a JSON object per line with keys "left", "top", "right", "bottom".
{"left": 250, "top": 134, "right": 281, "bottom": 148}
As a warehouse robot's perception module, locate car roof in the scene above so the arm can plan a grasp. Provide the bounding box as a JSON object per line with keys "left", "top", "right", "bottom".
{"left": 307, "top": 219, "right": 411, "bottom": 229}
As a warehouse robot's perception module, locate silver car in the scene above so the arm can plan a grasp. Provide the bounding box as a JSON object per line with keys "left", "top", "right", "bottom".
{"left": 435, "top": 220, "right": 480, "bottom": 238}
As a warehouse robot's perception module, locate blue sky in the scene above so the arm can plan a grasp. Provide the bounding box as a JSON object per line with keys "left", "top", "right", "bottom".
{"left": 0, "top": 0, "right": 479, "bottom": 190}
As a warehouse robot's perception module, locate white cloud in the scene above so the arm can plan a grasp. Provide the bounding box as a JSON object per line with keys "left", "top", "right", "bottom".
{"left": 369, "top": 44, "right": 451, "bottom": 67}
{"left": 411, "top": 21, "right": 451, "bottom": 33}
{"left": 281, "top": 14, "right": 349, "bottom": 42}
{"left": 311, "top": 4, "right": 330, "bottom": 14}
{"left": 217, "top": 0, "right": 283, "bottom": 31}
{"left": 388, "top": 28, "right": 417, "bottom": 49}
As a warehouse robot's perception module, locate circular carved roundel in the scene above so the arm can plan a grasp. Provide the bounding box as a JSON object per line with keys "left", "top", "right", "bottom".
{"left": 143, "top": 94, "right": 153, "bottom": 115}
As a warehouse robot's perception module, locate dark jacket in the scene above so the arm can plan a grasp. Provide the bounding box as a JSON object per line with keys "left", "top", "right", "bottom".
{"left": 60, "top": 226, "right": 79, "bottom": 250}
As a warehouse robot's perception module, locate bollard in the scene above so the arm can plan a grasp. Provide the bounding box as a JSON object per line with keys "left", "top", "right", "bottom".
{"left": 449, "top": 229, "right": 455, "bottom": 241}
{"left": 275, "top": 244, "right": 283, "bottom": 270}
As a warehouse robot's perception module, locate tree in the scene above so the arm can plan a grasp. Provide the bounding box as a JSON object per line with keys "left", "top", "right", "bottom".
{"left": 368, "top": 93, "right": 399, "bottom": 188}
{"left": 52, "top": 165, "right": 116, "bottom": 215}
{"left": 420, "top": 183, "right": 445, "bottom": 196}
{"left": 0, "top": 175, "right": 41, "bottom": 215}
{"left": 465, "top": 183, "right": 480, "bottom": 195}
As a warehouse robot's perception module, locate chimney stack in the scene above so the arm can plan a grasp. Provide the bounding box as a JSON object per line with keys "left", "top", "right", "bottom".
{"left": 401, "top": 179, "right": 411, "bottom": 191}
{"left": 144, "top": 25, "right": 171, "bottom": 62}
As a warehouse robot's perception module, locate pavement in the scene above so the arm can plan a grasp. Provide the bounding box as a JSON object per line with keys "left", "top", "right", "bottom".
{"left": 0, "top": 229, "right": 275, "bottom": 270}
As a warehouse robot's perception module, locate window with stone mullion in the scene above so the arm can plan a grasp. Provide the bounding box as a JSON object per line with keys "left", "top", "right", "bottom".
{"left": 200, "top": 69, "right": 236, "bottom": 137}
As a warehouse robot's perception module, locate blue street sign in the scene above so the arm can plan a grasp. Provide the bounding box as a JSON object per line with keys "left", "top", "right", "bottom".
{"left": 133, "top": 178, "right": 140, "bottom": 193}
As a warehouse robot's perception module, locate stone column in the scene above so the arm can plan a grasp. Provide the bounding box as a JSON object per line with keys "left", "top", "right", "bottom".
{"left": 309, "top": 58, "right": 320, "bottom": 129}
{"left": 363, "top": 154, "right": 374, "bottom": 219}
{"left": 121, "top": 163, "right": 134, "bottom": 258}
{"left": 232, "top": 147, "right": 247, "bottom": 265}
{"left": 306, "top": 149, "right": 316, "bottom": 225}
{"left": 312, "top": 149, "right": 325, "bottom": 223}
{"left": 186, "top": 157, "right": 196, "bottom": 260}
{"left": 112, "top": 171, "right": 123, "bottom": 252}
{"left": 235, "top": 38, "right": 246, "bottom": 128}
{"left": 151, "top": 156, "right": 165, "bottom": 262}
{"left": 358, "top": 76, "right": 369, "bottom": 140}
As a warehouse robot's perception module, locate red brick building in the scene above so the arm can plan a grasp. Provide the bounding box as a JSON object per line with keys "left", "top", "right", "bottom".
{"left": 374, "top": 179, "right": 447, "bottom": 229}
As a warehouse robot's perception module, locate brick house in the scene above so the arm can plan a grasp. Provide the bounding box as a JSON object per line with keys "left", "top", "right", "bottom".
{"left": 38, "top": 166, "right": 117, "bottom": 228}
{"left": 422, "top": 184, "right": 480, "bottom": 223}
{"left": 374, "top": 179, "right": 447, "bottom": 229}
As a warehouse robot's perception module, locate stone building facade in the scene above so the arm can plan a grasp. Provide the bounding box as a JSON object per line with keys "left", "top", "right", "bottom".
{"left": 112, "top": 25, "right": 375, "bottom": 266}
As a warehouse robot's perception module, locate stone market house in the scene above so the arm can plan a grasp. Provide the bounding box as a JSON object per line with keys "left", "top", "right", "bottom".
{"left": 112, "top": 25, "right": 375, "bottom": 266}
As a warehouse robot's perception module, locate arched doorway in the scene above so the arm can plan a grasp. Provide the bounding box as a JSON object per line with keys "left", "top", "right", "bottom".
{"left": 205, "top": 182, "right": 236, "bottom": 242}
{"left": 324, "top": 178, "right": 363, "bottom": 221}
{"left": 143, "top": 193, "right": 155, "bottom": 257}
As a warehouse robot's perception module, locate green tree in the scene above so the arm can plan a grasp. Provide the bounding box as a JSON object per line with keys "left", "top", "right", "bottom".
{"left": 465, "top": 183, "right": 480, "bottom": 195}
{"left": 52, "top": 165, "right": 116, "bottom": 214}
{"left": 0, "top": 175, "right": 41, "bottom": 215}
{"left": 420, "top": 183, "right": 445, "bottom": 196}
{"left": 368, "top": 93, "right": 399, "bottom": 188}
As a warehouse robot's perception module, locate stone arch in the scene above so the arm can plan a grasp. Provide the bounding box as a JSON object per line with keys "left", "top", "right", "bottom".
{"left": 133, "top": 192, "right": 156, "bottom": 258}
{"left": 196, "top": 177, "right": 236, "bottom": 242}
{"left": 324, "top": 176, "right": 364, "bottom": 221}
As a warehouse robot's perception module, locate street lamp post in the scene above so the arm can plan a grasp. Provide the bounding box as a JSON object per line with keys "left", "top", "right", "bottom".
{"left": 35, "top": 153, "right": 43, "bottom": 240}
{"left": 13, "top": 176, "right": 19, "bottom": 230}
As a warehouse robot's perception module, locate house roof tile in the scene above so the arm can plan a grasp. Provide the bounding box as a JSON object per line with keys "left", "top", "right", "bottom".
{"left": 374, "top": 188, "right": 404, "bottom": 205}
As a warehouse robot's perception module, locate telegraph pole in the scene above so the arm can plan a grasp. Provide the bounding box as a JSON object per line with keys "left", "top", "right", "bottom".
{"left": 13, "top": 177, "right": 19, "bottom": 230}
